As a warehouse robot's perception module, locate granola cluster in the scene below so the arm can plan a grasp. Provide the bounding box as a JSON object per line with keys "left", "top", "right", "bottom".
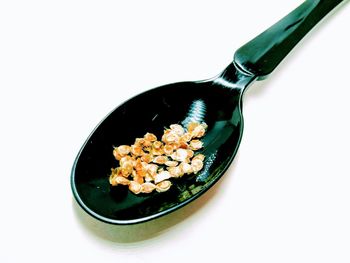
{"left": 109, "top": 122, "right": 207, "bottom": 194}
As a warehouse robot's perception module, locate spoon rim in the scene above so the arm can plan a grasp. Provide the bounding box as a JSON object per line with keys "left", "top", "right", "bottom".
{"left": 70, "top": 71, "right": 249, "bottom": 225}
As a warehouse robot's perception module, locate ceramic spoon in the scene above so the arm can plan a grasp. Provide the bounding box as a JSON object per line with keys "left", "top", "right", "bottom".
{"left": 71, "top": 0, "right": 344, "bottom": 224}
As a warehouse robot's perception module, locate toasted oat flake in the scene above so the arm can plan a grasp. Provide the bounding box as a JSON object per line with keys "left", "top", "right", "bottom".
{"left": 165, "top": 160, "right": 178, "bottom": 167}
{"left": 168, "top": 166, "right": 184, "bottom": 178}
{"left": 191, "top": 159, "right": 204, "bottom": 174}
{"left": 129, "top": 181, "right": 142, "bottom": 194}
{"left": 144, "top": 132, "right": 157, "bottom": 142}
{"left": 180, "top": 162, "right": 193, "bottom": 174}
{"left": 193, "top": 154, "right": 205, "bottom": 162}
{"left": 153, "top": 155, "right": 168, "bottom": 164}
{"left": 190, "top": 140, "right": 203, "bottom": 150}
{"left": 154, "top": 171, "right": 171, "bottom": 184}
{"left": 141, "top": 182, "right": 156, "bottom": 193}
{"left": 156, "top": 180, "right": 172, "bottom": 192}
{"left": 170, "top": 124, "right": 185, "bottom": 136}
{"left": 171, "top": 148, "right": 189, "bottom": 162}
{"left": 110, "top": 122, "right": 207, "bottom": 194}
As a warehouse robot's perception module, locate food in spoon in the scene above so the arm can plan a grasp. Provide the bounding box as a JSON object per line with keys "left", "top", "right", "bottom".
{"left": 109, "top": 122, "right": 207, "bottom": 194}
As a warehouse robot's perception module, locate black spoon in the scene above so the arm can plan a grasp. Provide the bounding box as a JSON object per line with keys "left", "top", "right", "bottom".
{"left": 71, "top": 0, "right": 345, "bottom": 225}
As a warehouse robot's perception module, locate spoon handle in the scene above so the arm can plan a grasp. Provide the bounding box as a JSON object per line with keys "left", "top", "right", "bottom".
{"left": 234, "top": 0, "right": 344, "bottom": 79}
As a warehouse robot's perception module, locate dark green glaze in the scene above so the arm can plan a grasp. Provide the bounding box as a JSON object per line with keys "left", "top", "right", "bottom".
{"left": 234, "top": 0, "right": 343, "bottom": 78}
{"left": 71, "top": 0, "right": 344, "bottom": 224}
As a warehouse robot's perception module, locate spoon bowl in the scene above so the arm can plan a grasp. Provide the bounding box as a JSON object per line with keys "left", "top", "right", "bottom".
{"left": 71, "top": 63, "right": 255, "bottom": 224}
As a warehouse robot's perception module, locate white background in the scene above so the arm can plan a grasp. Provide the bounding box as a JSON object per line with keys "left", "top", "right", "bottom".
{"left": 1, "top": 0, "right": 349, "bottom": 262}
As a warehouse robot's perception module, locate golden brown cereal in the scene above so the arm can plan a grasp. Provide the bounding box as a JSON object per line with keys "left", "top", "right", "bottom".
{"left": 170, "top": 124, "right": 185, "bottom": 136}
{"left": 135, "top": 171, "right": 146, "bottom": 181}
{"left": 141, "top": 182, "right": 156, "bottom": 193}
{"left": 117, "top": 145, "right": 131, "bottom": 156}
{"left": 180, "top": 132, "right": 192, "bottom": 142}
{"left": 187, "top": 122, "right": 200, "bottom": 133}
{"left": 146, "top": 163, "right": 158, "bottom": 177}
{"left": 151, "top": 147, "right": 164, "bottom": 156}
{"left": 167, "top": 166, "right": 184, "bottom": 178}
{"left": 114, "top": 176, "right": 130, "bottom": 186}
{"left": 191, "top": 124, "right": 206, "bottom": 138}
{"left": 153, "top": 155, "right": 168, "bottom": 164}
{"left": 110, "top": 167, "right": 123, "bottom": 177}
{"left": 129, "top": 181, "right": 142, "bottom": 194}
{"left": 171, "top": 148, "right": 189, "bottom": 162}
{"left": 189, "top": 140, "right": 203, "bottom": 150}
{"left": 144, "top": 132, "right": 157, "bottom": 142}
{"left": 163, "top": 144, "right": 174, "bottom": 155}
{"left": 121, "top": 161, "right": 133, "bottom": 177}
{"left": 156, "top": 180, "right": 172, "bottom": 192}
{"left": 191, "top": 158, "right": 204, "bottom": 174}
{"left": 110, "top": 122, "right": 207, "bottom": 194}
{"left": 131, "top": 144, "right": 144, "bottom": 156}
{"left": 119, "top": 155, "right": 133, "bottom": 166}
{"left": 141, "top": 153, "right": 153, "bottom": 163}
{"left": 154, "top": 171, "right": 171, "bottom": 184}
{"left": 153, "top": 141, "right": 163, "bottom": 149}
{"left": 165, "top": 160, "right": 178, "bottom": 167}
{"left": 144, "top": 173, "right": 154, "bottom": 182}
{"left": 161, "top": 131, "right": 179, "bottom": 144}
{"left": 179, "top": 162, "right": 193, "bottom": 174}
{"left": 186, "top": 149, "right": 194, "bottom": 158}
{"left": 113, "top": 148, "right": 123, "bottom": 161}
{"left": 192, "top": 154, "right": 205, "bottom": 162}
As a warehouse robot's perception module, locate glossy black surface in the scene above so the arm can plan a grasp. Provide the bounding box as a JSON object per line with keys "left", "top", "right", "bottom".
{"left": 71, "top": 0, "right": 344, "bottom": 224}
{"left": 234, "top": 0, "right": 343, "bottom": 78}
{"left": 71, "top": 63, "right": 255, "bottom": 224}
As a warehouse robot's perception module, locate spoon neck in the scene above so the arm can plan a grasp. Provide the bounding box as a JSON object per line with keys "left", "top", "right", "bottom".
{"left": 213, "top": 62, "right": 256, "bottom": 92}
